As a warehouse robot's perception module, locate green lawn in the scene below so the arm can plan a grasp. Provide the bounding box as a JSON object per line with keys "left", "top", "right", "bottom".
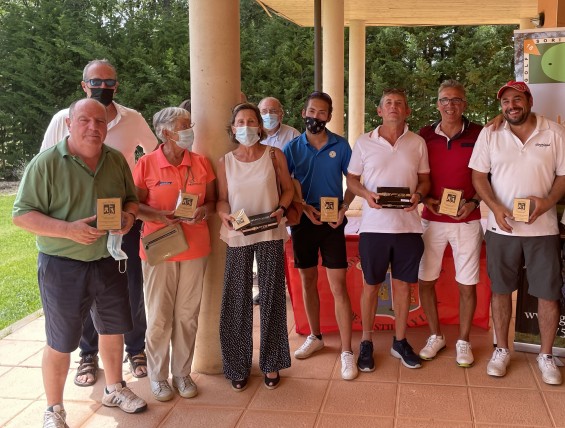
{"left": 0, "top": 194, "right": 40, "bottom": 330}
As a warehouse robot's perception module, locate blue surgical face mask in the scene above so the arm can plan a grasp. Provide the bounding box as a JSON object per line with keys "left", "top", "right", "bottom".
{"left": 235, "top": 126, "right": 260, "bottom": 146}
{"left": 175, "top": 128, "right": 194, "bottom": 151}
{"left": 261, "top": 113, "right": 280, "bottom": 131}
{"left": 107, "top": 233, "right": 128, "bottom": 273}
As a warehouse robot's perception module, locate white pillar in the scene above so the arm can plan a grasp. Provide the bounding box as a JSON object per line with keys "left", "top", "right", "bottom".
{"left": 189, "top": 0, "right": 240, "bottom": 374}
{"left": 348, "top": 20, "right": 366, "bottom": 145}
{"left": 322, "top": 0, "right": 344, "bottom": 136}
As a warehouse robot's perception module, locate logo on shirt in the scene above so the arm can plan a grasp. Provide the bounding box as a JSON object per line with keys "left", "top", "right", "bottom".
{"left": 535, "top": 143, "right": 550, "bottom": 147}
{"left": 156, "top": 181, "right": 173, "bottom": 186}
{"left": 329, "top": 151, "right": 336, "bottom": 158}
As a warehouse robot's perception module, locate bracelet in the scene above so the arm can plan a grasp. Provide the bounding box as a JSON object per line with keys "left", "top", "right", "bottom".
{"left": 277, "top": 205, "right": 287, "bottom": 216}
{"left": 414, "top": 192, "right": 423, "bottom": 203}
{"left": 125, "top": 211, "right": 136, "bottom": 222}
{"left": 468, "top": 198, "right": 480, "bottom": 209}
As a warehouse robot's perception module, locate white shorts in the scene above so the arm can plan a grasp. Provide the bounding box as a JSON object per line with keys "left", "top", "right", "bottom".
{"left": 418, "top": 220, "right": 483, "bottom": 285}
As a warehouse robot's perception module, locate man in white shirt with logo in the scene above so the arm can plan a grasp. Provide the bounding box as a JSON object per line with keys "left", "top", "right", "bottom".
{"left": 469, "top": 80, "right": 565, "bottom": 385}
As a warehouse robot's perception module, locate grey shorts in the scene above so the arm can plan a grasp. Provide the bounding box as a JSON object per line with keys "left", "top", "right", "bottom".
{"left": 484, "top": 231, "right": 562, "bottom": 301}
{"left": 38, "top": 253, "right": 133, "bottom": 353}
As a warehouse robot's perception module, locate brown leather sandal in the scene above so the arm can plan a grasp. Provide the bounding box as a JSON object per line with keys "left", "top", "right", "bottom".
{"left": 124, "top": 351, "right": 148, "bottom": 378}
{"left": 74, "top": 354, "right": 99, "bottom": 387}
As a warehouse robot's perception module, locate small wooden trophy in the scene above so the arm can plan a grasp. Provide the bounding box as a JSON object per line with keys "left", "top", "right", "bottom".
{"left": 320, "top": 197, "right": 339, "bottom": 222}
{"left": 97, "top": 197, "right": 122, "bottom": 230}
{"left": 175, "top": 193, "right": 199, "bottom": 219}
{"left": 438, "top": 188, "right": 463, "bottom": 216}
{"left": 513, "top": 198, "right": 531, "bottom": 222}
{"left": 230, "top": 209, "right": 251, "bottom": 230}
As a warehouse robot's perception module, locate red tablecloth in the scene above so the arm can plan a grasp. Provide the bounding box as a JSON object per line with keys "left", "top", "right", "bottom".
{"left": 285, "top": 235, "right": 491, "bottom": 335}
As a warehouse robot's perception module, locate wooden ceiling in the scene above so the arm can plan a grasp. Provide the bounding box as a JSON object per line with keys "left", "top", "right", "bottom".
{"left": 257, "top": 0, "right": 539, "bottom": 27}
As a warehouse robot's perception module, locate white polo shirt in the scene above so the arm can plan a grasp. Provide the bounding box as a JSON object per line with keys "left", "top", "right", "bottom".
{"left": 469, "top": 115, "right": 565, "bottom": 236}
{"left": 261, "top": 123, "right": 300, "bottom": 150}
{"left": 40, "top": 101, "right": 158, "bottom": 172}
{"left": 348, "top": 125, "right": 430, "bottom": 234}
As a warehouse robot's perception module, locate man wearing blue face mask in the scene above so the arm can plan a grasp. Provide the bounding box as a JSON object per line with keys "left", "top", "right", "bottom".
{"left": 40, "top": 59, "right": 158, "bottom": 387}
{"left": 259, "top": 97, "right": 300, "bottom": 151}
{"left": 14, "top": 98, "right": 148, "bottom": 427}
{"left": 283, "top": 91, "right": 357, "bottom": 381}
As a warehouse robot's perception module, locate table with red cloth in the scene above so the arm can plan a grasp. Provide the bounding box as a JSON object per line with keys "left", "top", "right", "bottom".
{"left": 285, "top": 235, "right": 491, "bottom": 335}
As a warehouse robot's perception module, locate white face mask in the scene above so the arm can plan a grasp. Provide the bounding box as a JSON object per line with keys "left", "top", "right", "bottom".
{"left": 235, "top": 126, "right": 260, "bottom": 146}
{"left": 107, "top": 233, "right": 128, "bottom": 273}
{"left": 261, "top": 113, "right": 280, "bottom": 131}
{"left": 175, "top": 128, "right": 194, "bottom": 151}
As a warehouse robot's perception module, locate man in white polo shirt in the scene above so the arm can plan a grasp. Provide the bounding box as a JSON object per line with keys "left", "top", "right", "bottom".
{"left": 469, "top": 80, "right": 565, "bottom": 385}
{"left": 347, "top": 88, "right": 430, "bottom": 372}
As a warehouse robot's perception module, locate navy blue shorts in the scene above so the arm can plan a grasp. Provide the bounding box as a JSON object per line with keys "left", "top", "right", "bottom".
{"left": 359, "top": 233, "right": 424, "bottom": 285}
{"left": 290, "top": 215, "right": 348, "bottom": 269}
{"left": 38, "top": 253, "right": 133, "bottom": 353}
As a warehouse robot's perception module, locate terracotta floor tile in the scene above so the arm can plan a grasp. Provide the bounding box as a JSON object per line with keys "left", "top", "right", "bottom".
{"left": 524, "top": 352, "right": 565, "bottom": 391}
{"left": 238, "top": 409, "right": 317, "bottom": 428}
{"left": 178, "top": 373, "right": 259, "bottom": 408}
{"left": 399, "top": 355, "right": 467, "bottom": 386}
{"left": 542, "top": 390, "right": 565, "bottom": 427}
{"left": 322, "top": 380, "right": 397, "bottom": 417}
{"left": 0, "top": 398, "right": 33, "bottom": 426}
{"left": 470, "top": 387, "right": 552, "bottom": 426}
{"left": 0, "top": 339, "right": 44, "bottom": 366}
{"left": 161, "top": 405, "right": 242, "bottom": 428}
{"left": 249, "top": 378, "right": 328, "bottom": 412}
{"left": 466, "top": 352, "right": 538, "bottom": 389}
{"left": 6, "top": 318, "right": 46, "bottom": 341}
{"left": 4, "top": 400, "right": 100, "bottom": 428}
{"left": 80, "top": 401, "right": 171, "bottom": 428}
{"left": 347, "top": 347, "right": 401, "bottom": 384}
{"left": 287, "top": 349, "right": 338, "bottom": 380}
{"left": 317, "top": 414, "right": 394, "bottom": 428}
{"left": 396, "top": 418, "right": 473, "bottom": 428}
{"left": 397, "top": 384, "right": 472, "bottom": 421}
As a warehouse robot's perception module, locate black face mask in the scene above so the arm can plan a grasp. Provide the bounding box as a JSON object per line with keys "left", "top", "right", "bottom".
{"left": 304, "top": 116, "right": 327, "bottom": 134}
{"left": 90, "top": 88, "right": 114, "bottom": 106}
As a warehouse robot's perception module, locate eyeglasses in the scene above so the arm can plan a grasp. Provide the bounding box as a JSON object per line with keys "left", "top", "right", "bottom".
{"left": 438, "top": 97, "right": 466, "bottom": 106}
{"left": 85, "top": 78, "right": 117, "bottom": 87}
{"left": 260, "top": 109, "right": 280, "bottom": 115}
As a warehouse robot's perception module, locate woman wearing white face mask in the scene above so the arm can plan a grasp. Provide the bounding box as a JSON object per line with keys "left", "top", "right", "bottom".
{"left": 217, "top": 102, "right": 294, "bottom": 391}
{"left": 132, "top": 107, "right": 217, "bottom": 402}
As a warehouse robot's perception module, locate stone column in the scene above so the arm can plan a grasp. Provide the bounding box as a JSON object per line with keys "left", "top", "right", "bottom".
{"left": 322, "top": 0, "right": 345, "bottom": 136}
{"left": 189, "top": 0, "right": 240, "bottom": 374}
{"left": 348, "top": 20, "right": 366, "bottom": 146}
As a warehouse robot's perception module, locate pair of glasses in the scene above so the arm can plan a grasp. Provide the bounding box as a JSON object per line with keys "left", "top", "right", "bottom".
{"left": 85, "top": 78, "right": 117, "bottom": 87}
{"left": 438, "top": 97, "right": 465, "bottom": 105}
{"left": 260, "top": 109, "right": 280, "bottom": 115}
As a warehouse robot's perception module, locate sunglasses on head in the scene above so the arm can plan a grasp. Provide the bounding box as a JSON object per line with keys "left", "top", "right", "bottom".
{"left": 85, "top": 78, "right": 117, "bottom": 87}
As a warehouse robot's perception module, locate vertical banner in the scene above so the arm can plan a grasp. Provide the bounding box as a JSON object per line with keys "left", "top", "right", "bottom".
{"left": 513, "top": 28, "right": 565, "bottom": 356}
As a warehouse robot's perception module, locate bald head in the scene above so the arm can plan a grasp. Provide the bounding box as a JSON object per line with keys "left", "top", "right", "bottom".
{"left": 66, "top": 98, "right": 108, "bottom": 150}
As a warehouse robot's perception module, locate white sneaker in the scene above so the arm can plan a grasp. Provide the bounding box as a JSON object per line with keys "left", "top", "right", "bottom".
{"left": 294, "top": 334, "right": 324, "bottom": 359}
{"left": 537, "top": 354, "right": 563, "bottom": 385}
{"left": 340, "top": 351, "right": 358, "bottom": 380}
{"left": 419, "top": 334, "right": 446, "bottom": 360}
{"left": 487, "top": 348, "right": 510, "bottom": 377}
{"left": 455, "top": 340, "right": 474, "bottom": 367}
{"left": 43, "top": 404, "right": 69, "bottom": 428}
{"left": 173, "top": 375, "right": 198, "bottom": 398}
{"left": 102, "top": 381, "right": 148, "bottom": 413}
{"left": 150, "top": 380, "right": 174, "bottom": 402}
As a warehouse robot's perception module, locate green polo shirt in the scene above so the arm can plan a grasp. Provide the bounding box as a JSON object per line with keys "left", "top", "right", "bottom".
{"left": 13, "top": 137, "right": 138, "bottom": 261}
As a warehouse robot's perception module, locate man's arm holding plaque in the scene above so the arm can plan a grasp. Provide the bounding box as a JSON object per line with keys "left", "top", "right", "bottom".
{"left": 527, "top": 175, "right": 565, "bottom": 224}
{"left": 472, "top": 170, "right": 513, "bottom": 233}
{"left": 328, "top": 188, "right": 355, "bottom": 229}
{"left": 346, "top": 172, "right": 381, "bottom": 209}
{"left": 404, "top": 172, "right": 430, "bottom": 212}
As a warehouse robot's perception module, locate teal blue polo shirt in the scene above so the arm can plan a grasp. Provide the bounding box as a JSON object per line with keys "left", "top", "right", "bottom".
{"left": 284, "top": 130, "right": 351, "bottom": 209}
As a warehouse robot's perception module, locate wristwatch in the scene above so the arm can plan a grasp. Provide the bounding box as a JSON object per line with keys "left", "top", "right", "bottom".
{"left": 277, "top": 205, "right": 287, "bottom": 216}
{"left": 468, "top": 198, "right": 480, "bottom": 209}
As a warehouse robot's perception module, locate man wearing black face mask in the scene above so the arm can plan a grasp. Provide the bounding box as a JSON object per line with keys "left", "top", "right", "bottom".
{"left": 283, "top": 91, "right": 357, "bottom": 381}
{"left": 40, "top": 59, "right": 157, "bottom": 387}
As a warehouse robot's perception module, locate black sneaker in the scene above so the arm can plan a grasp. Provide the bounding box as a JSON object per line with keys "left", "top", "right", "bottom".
{"left": 357, "top": 340, "right": 375, "bottom": 372}
{"left": 391, "top": 337, "right": 422, "bottom": 369}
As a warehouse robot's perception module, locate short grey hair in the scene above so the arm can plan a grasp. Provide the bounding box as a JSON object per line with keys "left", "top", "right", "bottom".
{"left": 82, "top": 59, "right": 118, "bottom": 81}
{"left": 438, "top": 79, "right": 466, "bottom": 98}
{"left": 153, "top": 107, "right": 191, "bottom": 142}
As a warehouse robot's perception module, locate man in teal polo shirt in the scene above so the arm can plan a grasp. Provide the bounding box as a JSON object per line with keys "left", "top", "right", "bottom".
{"left": 283, "top": 91, "right": 357, "bottom": 381}
{"left": 13, "top": 98, "right": 147, "bottom": 427}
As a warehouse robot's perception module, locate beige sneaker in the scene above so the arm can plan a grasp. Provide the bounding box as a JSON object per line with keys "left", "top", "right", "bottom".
{"left": 173, "top": 375, "right": 198, "bottom": 398}
{"left": 487, "top": 348, "right": 510, "bottom": 377}
{"left": 419, "top": 335, "right": 446, "bottom": 360}
{"left": 537, "top": 354, "right": 562, "bottom": 385}
{"left": 102, "top": 381, "right": 148, "bottom": 412}
{"left": 150, "top": 380, "right": 174, "bottom": 402}
{"left": 43, "top": 404, "right": 69, "bottom": 428}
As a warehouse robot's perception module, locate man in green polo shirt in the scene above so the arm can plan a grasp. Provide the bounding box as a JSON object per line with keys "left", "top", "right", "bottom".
{"left": 13, "top": 98, "right": 147, "bottom": 427}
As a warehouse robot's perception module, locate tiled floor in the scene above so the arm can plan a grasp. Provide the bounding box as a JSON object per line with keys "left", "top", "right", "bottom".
{"left": 1, "top": 295, "right": 564, "bottom": 428}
